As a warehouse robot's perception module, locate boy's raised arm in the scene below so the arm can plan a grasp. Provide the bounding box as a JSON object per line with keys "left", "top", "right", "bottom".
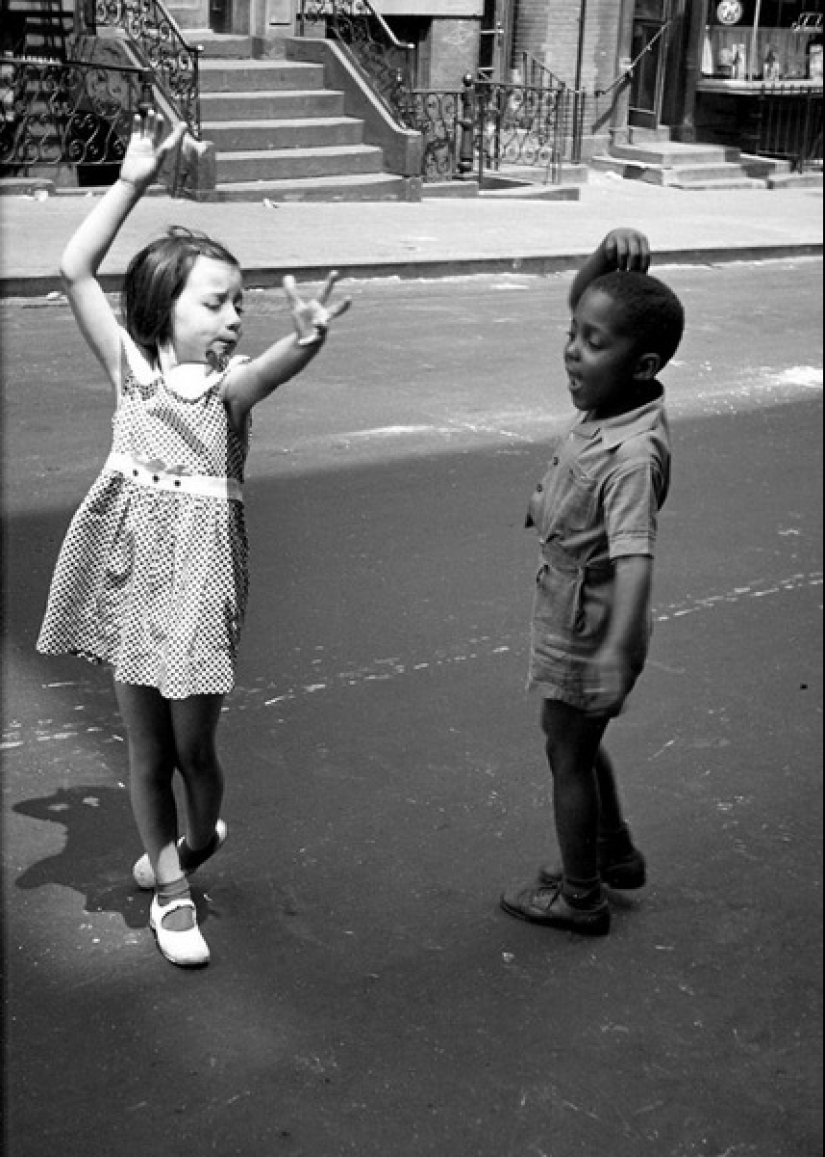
{"left": 569, "top": 229, "right": 652, "bottom": 312}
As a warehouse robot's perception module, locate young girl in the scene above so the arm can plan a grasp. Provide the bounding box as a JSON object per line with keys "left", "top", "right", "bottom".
{"left": 501, "top": 230, "right": 685, "bottom": 937}
{"left": 37, "top": 113, "right": 350, "bottom": 968}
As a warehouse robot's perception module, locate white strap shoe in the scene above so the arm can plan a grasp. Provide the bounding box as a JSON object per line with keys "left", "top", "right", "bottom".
{"left": 133, "top": 820, "right": 228, "bottom": 890}
{"left": 149, "top": 896, "right": 210, "bottom": 967}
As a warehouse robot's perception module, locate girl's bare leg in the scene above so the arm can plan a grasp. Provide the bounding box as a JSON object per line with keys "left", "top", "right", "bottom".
{"left": 170, "top": 694, "right": 225, "bottom": 857}
{"left": 114, "top": 680, "right": 182, "bottom": 885}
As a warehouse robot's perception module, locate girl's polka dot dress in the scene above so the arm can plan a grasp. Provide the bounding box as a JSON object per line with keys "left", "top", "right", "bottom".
{"left": 37, "top": 331, "right": 250, "bottom": 699}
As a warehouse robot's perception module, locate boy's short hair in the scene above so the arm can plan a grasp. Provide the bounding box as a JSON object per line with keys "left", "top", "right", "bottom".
{"left": 585, "top": 270, "right": 685, "bottom": 369}
{"left": 122, "top": 227, "right": 241, "bottom": 357}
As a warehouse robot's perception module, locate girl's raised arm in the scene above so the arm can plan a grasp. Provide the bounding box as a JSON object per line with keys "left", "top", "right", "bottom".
{"left": 60, "top": 113, "right": 186, "bottom": 389}
{"left": 222, "top": 272, "right": 351, "bottom": 431}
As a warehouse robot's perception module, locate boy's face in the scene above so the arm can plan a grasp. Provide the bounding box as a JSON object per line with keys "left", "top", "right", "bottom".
{"left": 565, "top": 288, "right": 653, "bottom": 419}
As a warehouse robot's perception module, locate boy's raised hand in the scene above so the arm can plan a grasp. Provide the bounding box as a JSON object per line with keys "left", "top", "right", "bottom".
{"left": 120, "top": 111, "right": 188, "bottom": 193}
{"left": 601, "top": 228, "right": 651, "bottom": 273}
{"left": 283, "top": 271, "right": 352, "bottom": 346}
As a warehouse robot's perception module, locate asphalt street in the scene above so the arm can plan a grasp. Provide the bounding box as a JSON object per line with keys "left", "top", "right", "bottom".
{"left": 2, "top": 259, "right": 823, "bottom": 1157}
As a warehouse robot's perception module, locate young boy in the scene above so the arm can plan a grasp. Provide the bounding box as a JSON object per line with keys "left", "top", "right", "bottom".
{"left": 501, "top": 229, "right": 685, "bottom": 936}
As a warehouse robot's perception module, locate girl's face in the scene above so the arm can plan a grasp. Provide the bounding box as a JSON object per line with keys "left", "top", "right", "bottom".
{"left": 170, "top": 255, "right": 244, "bottom": 366}
{"left": 564, "top": 288, "right": 651, "bottom": 419}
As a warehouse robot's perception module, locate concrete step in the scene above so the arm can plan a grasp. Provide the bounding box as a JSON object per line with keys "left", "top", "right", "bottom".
{"left": 767, "top": 170, "right": 824, "bottom": 189}
{"left": 200, "top": 89, "right": 346, "bottom": 121}
{"left": 591, "top": 154, "right": 763, "bottom": 188}
{"left": 204, "top": 117, "right": 365, "bottom": 152}
{"left": 610, "top": 141, "right": 742, "bottom": 167}
{"left": 662, "top": 162, "right": 762, "bottom": 185}
{"left": 213, "top": 172, "right": 410, "bottom": 202}
{"left": 215, "top": 144, "right": 386, "bottom": 182}
{"left": 188, "top": 32, "right": 257, "bottom": 58}
{"left": 673, "top": 175, "right": 767, "bottom": 190}
{"left": 199, "top": 59, "right": 326, "bottom": 93}
{"left": 627, "top": 126, "right": 674, "bottom": 145}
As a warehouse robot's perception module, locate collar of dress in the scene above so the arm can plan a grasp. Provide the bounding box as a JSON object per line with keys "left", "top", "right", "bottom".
{"left": 121, "top": 328, "right": 226, "bottom": 401}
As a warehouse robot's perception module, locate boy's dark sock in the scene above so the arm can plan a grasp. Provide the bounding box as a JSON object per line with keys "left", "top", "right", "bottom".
{"left": 598, "top": 824, "right": 636, "bottom": 859}
{"left": 178, "top": 830, "right": 220, "bottom": 874}
{"left": 561, "top": 875, "right": 604, "bottom": 908}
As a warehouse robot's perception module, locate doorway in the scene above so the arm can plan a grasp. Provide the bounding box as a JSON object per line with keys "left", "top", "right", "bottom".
{"left": 629, "top": 0, "right": 674, "bottom": 129}
{"left": 209, "top": 0, "right": 231, "bottom": 34}
{"left": 479, "top": 0, "right": 514, "bottom": 81}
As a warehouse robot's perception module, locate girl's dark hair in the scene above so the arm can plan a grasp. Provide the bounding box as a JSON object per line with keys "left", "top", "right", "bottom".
{"left": 587, "top": 270, "right": 686, "bottom": 369}
{"left": 121, "top": 227, "right": 241, "bottom": 358}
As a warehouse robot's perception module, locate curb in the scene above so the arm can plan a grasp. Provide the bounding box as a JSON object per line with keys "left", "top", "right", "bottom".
{"left": 1, "top": 242, "right": 821, "bottom": 298}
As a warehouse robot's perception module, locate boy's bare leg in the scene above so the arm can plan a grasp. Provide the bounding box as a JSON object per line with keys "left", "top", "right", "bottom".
{"left": 541, "top": 699, "right": 610, "bottom": 891}
{"left": 595, "top": 745, "right": 627, "bottom": 835}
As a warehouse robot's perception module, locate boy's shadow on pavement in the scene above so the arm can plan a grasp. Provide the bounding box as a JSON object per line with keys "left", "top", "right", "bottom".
{"left": 14, "top": 785, "right": 152, "bottom": 930}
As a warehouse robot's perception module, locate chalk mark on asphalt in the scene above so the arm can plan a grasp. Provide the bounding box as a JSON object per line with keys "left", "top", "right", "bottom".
{"left": 5, "top": 571, "right": 820, "bottom": 747}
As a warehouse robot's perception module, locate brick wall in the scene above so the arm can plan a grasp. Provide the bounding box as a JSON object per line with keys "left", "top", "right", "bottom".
{"left": 513, "top": 0, "right": 622, "bottom": 91}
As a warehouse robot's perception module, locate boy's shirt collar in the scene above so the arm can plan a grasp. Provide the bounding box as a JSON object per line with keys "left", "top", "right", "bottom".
{"left": 573, "top": 386, "right": 666, "bottom": 450}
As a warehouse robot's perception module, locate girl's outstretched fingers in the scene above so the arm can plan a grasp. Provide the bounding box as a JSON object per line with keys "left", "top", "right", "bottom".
{"left": 284, "top": 273, "right": 351, "bottom": 346}
{"left": 318, "top": 271, "right": 352, "bottom": 318}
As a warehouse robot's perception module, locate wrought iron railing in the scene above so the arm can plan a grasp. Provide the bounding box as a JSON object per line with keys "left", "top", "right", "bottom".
{"left": 0, "top": 55, "right": 146, "bottom": 177}
{"left": 753, "top": 84, "right": 823, "bottom": 173}
{"left": 297, "top": 2, "right": 582, "bottom": 184}
{"left": 517, "top": 52, "right": 566, "bottom": 93}
{"left": 299, "top": 0, "right": 414, "bottom": 124}
{"left": 93, "top": 0, "right": 202, "bottom": 135}
{"left": 400, "top": 76, "right": 580, "bottom": 185}
{"left": 476, "top": 80, "right": 576, "bottom": 183}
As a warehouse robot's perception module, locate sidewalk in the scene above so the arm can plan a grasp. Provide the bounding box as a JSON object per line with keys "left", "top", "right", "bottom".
{"left": 0, "top": 173, "right": 822, "bottom": 296}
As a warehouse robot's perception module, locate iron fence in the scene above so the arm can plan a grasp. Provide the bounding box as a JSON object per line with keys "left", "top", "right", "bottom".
{"left": 401, "top": 77, "right": 580, "bottom": 185}
{"left": 753, "top": 84, "right": 823, "bottom": 172}
{"left": 94, "top": 0, "right": 201, "bottom": 135}
{"left": 0, "top": 55, "right": 146, "bottom": 178}
{"left": 299, "top": 0, "right": 413, "bottom": 124}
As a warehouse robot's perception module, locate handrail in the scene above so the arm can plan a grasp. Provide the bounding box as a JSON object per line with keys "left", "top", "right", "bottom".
{"left": 518, "top": 52, "right": 566, "bottom": 92}
{"left": 363, "top": 0, "right": 414, "bottom": 54}
{"left": 299, "top": 0, "right": 414, "bottom": 125}
{"left": 94, "top": 0, "right": 202, "bottom": 136}
{"left": 300, "top": 0, "right": 413, "bottom": 51}
{"left": 596, "top": 17, "right": 674, "bottom": 99}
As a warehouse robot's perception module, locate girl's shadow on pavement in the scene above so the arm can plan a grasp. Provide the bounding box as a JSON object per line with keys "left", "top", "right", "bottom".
{"left": 13, "top": 785, "right": 150, "bottom": 930}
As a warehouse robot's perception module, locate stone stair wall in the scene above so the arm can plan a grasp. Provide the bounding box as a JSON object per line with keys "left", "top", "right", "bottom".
{"left": 195, "top": 34, "right": 420, "bottom": 202}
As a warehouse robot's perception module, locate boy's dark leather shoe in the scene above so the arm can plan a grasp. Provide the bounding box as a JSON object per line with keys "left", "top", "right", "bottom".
{"left": 500, "top": 882, "right": 611, "bottom": 936}
{"left": 539, "top": 846, "right": 647, "bottom": 892}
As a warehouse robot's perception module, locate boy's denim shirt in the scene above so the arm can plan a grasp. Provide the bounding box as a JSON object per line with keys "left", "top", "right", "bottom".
{"left": 526, "top": 392, "right": 671, "bottom": 570}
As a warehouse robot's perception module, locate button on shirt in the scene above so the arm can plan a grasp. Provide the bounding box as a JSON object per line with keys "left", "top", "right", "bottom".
{"left": 527, "top": 393, "right": 671, "bottom": 568}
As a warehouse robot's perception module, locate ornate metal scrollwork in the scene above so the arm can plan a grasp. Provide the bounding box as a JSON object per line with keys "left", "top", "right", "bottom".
{"left": 94, "top": 0, "right": 201, "bottom": 134}
{"left": 301, "top": 0, "right": 412, "bottom": 123}
{"left": 1, "top": 58, "right": 137, "bottom": 172}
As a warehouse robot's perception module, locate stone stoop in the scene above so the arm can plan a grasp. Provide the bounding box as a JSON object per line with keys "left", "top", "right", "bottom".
{"left": 195, "top": 34, "right": 411, "bottom": 202}
{"left": 590, "top": 138, "right": 767, "bottom": 190}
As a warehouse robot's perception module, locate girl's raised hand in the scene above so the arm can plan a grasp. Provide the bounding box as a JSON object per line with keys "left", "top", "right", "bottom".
{"left": 283, "top": 271, "right": 352, "bottom": 346}
{"left": 120, "top": 111, "right": 188, "bottom": 193}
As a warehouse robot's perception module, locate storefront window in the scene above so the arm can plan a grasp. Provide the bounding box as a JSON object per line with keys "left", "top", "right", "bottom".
{"left": 702, "top": 0, "right": 824, "bottom": 82}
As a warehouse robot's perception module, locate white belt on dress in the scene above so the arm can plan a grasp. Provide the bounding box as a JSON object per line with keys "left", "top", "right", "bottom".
{"left": 105, "top": 452, "right": 244, "bottom": 503}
